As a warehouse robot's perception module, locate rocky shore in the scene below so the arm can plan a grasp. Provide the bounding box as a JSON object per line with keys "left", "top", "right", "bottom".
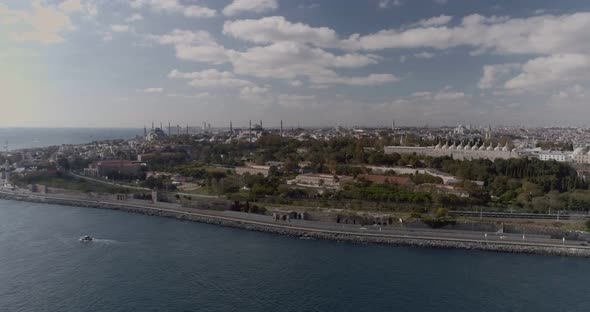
{"left": 2, "top": 191, "right": 589, "bottom": 258}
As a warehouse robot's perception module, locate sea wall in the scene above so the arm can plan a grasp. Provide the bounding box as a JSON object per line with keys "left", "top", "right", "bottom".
{"left": 1, "top": 192, "right": 589, "bottom": 258}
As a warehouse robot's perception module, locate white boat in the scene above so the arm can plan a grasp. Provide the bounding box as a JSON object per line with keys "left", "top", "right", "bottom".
{"left": 79, "top": 235, "right": 94, "bottom": 242}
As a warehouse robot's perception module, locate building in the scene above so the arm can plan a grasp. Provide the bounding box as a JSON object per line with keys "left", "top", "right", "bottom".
{"left": 384, "top": 142, "right": 520, "bottom": 161}
{"left": 235, "top": 165, "right": 272, "bottom": 177}
{"left": 294, "top": 173, "right": 354, "bottom": 188}
{"left": 538, "top": 151, "right": 568, "bottom": 162}
{"left": 84, "top": 160, "right": 142, "bottom": 177}
{"left": 357, "top": 174, "right": 414, "bottom": 187}
{"left": 572, "top": 147, "right": 590, "bottom": 164}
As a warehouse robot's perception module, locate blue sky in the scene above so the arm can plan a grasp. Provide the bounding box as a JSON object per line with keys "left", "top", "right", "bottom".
{"left": 2, "top": 0, "right": 590, "bottom": 128}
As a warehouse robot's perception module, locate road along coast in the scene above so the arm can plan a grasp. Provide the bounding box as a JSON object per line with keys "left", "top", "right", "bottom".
{"left": 2, "top": 190, "right": 590, "bottom": 258}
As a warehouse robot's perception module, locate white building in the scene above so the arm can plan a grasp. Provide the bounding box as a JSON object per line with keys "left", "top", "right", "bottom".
{"left": 538, "top": 151, "right": 568, "bottom": 162}
{"left": 294, "top": 173, "right": 354, "bottom": 188}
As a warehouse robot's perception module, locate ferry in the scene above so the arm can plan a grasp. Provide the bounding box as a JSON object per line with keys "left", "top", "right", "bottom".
{"left": 79, "top": 235, "right": 94, "bottom": 242}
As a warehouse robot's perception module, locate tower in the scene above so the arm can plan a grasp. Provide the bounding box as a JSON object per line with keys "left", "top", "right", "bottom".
{"left": 230, "top": 121, "right": 233, "bottom": 133}
{"left": 280, "top": 120, "right": 283, "bottom": 137}
{"left": 260, "top": 120, "right": 263, "bottom": 129}
{"left": 168, "top": 122, "right": 171, "bottom": 137}
{"left": 392, "top": 119, "right": 395, "bottom": 131}
{"left": 144, "top": 126, "right": 147, "bottom": 138}
{"left": 151, "top": 121, "right": 154, "bottom": 130}
{"left": 249, "top": 120, "right": 252, "bottom": 143}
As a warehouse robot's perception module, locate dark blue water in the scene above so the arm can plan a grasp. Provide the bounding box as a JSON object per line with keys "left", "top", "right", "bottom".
{"left": 0, "top": 128, "right": 142, "bottom": 151}
{"left": 1, "top": 200, "right": 589, "bottom": 312}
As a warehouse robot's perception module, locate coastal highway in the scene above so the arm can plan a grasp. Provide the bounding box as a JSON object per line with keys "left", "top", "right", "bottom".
{"left": 2, "top": 188, "right": 589, "bottom": 252}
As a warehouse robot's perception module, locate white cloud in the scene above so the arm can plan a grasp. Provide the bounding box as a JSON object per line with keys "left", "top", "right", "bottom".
{"left": 504, "top": 54, "right": 590, "bottom": 90}
{"left": 125, "top": 14, "right": 143, "bottom": 23}
{"left": 167, "top": 92, "right": 212, "bottom": 99}
{"left": 149, "top": 30, "right": 229, "bottom": 64}
{"left": 0, "top": 1, "right": 75, "bottom": 44}
{"left": 239, "top": 85, "right": 274, "bottom": 107}
{"left": 375, "top": 89, "right": 472, "bottom": 124}
{"left": 378, "top": 0, "right": 403, "bottom": 9}
{"left": 414, "top": 52, "right": 435, "bottom": 59}
{"left": 417, "top": 15, "right": 453, "bottom": 27}
{"left": 227, "top": 41, "right": 395, "bottom": 86}
{"left": 344, "top": 12, "right": 590, "bottom": 55}
{"left": 58, "top": 0, "right": 82, "bottom": 13}
{"left": 278, "top": 94, "right": 316, "bottom": 109}
{"left": 111, "top": 24, "right": 130, "bottom": 33}
{"left": 223, "top": 0, "right": 278, "bottom": 17}
{"left": 311, "top": 73, "right": 398, "bottom": 86}
{"left": 290, "top": 80, "right": 304, "bottom": 87}
{"left": 169, "top": 69, "right": 254, "bottom": 88}
{"left": 138, "top": 87, "right": 163, "bottom": 93}
{"left": 478, "top": 63, "right": 521, "bottom": 89}
{"left": 130, "top": 0, "right": 216, "bottom": 18}
{"left": 223, "top": 16, "right": 339, "bottom": 48}
{"left": 102, "top": 32, "right": 113, "bottom": 41}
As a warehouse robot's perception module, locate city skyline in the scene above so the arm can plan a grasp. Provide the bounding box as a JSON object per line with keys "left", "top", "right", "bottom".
{"left": 2, "top": 0, "right": 590, "bottom": 127}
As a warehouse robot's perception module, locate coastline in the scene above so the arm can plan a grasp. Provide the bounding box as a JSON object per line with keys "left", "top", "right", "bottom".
{"left": 1, "top": 190, "right": 589, "bottom": 258}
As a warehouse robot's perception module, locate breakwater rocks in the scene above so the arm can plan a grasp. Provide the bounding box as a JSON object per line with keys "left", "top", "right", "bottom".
{"left": 2, "top": 192, "right": 590, "bottom": 258}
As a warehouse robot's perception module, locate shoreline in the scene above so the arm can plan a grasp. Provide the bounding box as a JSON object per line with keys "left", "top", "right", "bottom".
{"left": 1, "top": 191, "right": 590, "bottom": 258}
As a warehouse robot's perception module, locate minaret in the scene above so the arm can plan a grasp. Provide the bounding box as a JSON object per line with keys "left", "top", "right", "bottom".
{"left": 230, "top": 121, "right": 233, "bottom": 133}
{"left": 280, "top": 120, "right": 283, "bottom": 137}
{"left": 168, "top": 122, "right": 171, "bottom": 137}
{"left": 203, "top": 122, "right": 207, "bottom": 132}
{"left": 260, "top": 120, "right": 263, "bottom": 129}
{"left": 249, "top": 120, "right": 252, "bottom": 143}
{"left": 392, "top": 119, "right": 395, "bottom": 130}
{"left": 186, "top": 125, "right": 189, "bottom": 135}
{"left": 144, "top": 126, "right": 147, "bottom": 139}
{"left": 3, "top": 159, "right": 9, "bottom": 186}
{"left": 151, "top": 121, "right": 154, "bottom": 130}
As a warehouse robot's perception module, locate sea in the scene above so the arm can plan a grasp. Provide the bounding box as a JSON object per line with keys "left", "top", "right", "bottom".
{"left": 0, "top": 128, "right": 143, "bottom": 151}
{"left": 1, "top": 200, "right": 589, "bottom": 312}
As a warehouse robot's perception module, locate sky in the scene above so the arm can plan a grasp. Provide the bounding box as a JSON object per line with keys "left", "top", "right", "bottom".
{"left": 1, "top": 0, "right": 590, "bottom": 128}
